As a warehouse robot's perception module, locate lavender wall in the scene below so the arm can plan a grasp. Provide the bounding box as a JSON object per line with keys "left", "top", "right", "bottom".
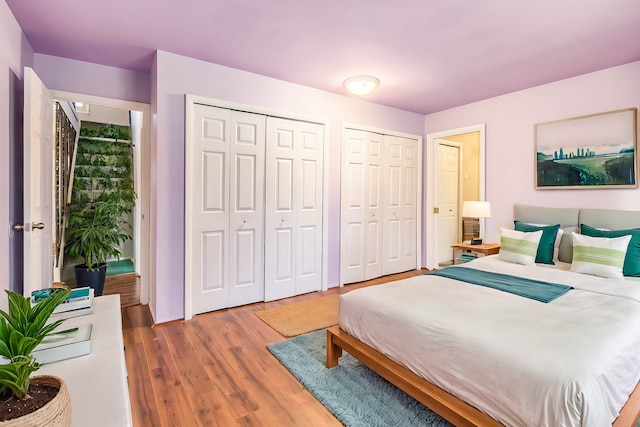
{"left": 154, "top": 50, "right": 425, "bottom": 322}
{"left": 424, "top": 61, "right": 640, "bottom": 244}
{"left": 33, "top": 54, "right": 151, "bottom": 104}
{"left": 0, "top": 0, "right": 34, "bottom": 307}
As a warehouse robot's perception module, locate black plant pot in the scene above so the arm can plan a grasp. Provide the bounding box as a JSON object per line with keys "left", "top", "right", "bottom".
{"left": 74, "top": 263, "right": 107, "bottom": 296}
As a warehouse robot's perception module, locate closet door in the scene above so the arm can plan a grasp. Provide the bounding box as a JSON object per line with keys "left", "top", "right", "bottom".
{"left": 187, "top": 105, "right": 265, "bottom": 315}
{"left": 382, "top": 135, "right": 418, "bottom": 275}
{"left": 340, "top": 129, "right": 383, "bottom": 284}
{"left": 228, "top": 111, "right": 266, "bottom": 307}
{"left": 382, "top": 135, "right": 404, "bottom": 275}
{"left": 265, "top": 118, "right": 323, "bottom": 300}
{"left": 401, "top": 139, "right": 418, "bottom": 271}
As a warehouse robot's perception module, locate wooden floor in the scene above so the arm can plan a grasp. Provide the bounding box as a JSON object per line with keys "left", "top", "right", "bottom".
{"left": 104, "top": 273, "right": 140, "bottom": 308}
{"left": 121, "top": 269, "right": 428, "bottom": 427}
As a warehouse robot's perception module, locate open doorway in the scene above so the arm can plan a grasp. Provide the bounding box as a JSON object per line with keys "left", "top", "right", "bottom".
{"left": 426, "top": 124, "right": 486, "bottom": 269}
{"left": 53, "top": 91, "right": 150, "bottom": 308}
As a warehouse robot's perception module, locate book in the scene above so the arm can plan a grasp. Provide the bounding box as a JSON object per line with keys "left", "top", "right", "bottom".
{"left": 32, "top": 323, "right": 93, "bottom": 364}
{"left": 50, "top": 305, "right": 95, "bottom": 320}
{"left": 31, "top": 287, "right": 94, "bottom": 314}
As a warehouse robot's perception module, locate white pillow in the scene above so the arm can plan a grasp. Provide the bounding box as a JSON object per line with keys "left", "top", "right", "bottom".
{"left": 499, "top": 228, "right": 543, "bottom": 266}
{"left": 570, "top": 232, "right": 631, "bottom": 279}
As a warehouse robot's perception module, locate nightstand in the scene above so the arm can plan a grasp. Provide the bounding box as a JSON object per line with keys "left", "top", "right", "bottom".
{"left": 451, "top": 242, "right": 500, "bottom": 263}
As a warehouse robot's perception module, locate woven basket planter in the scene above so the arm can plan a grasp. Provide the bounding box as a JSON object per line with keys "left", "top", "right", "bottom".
{"left": 3, "top": 375, "right": 71, "bottom": 427}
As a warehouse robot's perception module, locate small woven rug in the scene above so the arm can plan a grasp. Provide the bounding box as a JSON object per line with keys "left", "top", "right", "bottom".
{"left": 267, "top": 329, "right": 453, "bottom": 427}
{"left": 255, "top": 294, "right": 339, "bottom": 337}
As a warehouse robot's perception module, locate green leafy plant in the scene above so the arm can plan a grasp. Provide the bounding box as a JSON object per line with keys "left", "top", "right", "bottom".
{"left": 65, "top": 124, "right": 136, "bottom": 271}
{"left": 65, "top": 204, "right": 130, "bottom": 270}
{"left": 0, "top": 290, "right": 72, "bottom": 399}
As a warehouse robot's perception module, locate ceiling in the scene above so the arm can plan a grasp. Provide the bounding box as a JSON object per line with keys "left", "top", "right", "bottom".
{"left": 7, "top": 0, "right": 640, "bottom": 114}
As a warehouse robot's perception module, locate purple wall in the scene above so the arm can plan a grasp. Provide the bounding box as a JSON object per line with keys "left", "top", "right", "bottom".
{"left": 0, "top": 0, "right": 34, "bottom": 307}
{"left": 33, "top": 54, "right": 151, "bottom": 104}
{"left": 153, "top": 50, "right": 425, "bottom": 322}
{"left": 424, "top": 61, "right": 640, "bottom": 245}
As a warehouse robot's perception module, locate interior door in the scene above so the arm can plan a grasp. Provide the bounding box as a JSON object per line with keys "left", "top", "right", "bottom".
{"left": 401, "top": 138, "right": 418, "bottom": 271}
{"left": 382, "top": 135, "right": 404, "bottom": 275}
{"left": 364, "top": 133, "right": 383, "bottom": 280}
{"left": 437, "top": 141, "right": 461, "bottom": 264}
{"left": 265, "top": 117, "right": 323, "bottom": 301}
{"left": 187, "top": 104, "right": 266, "bottom": 315}
{"left": 340, "top": 129, "right": 384, "bottom": 284}
{"left": 22, "top": 67, "right": 54, "bottom": 297}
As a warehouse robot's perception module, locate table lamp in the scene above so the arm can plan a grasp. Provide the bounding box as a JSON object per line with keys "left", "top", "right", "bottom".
{"left": 462, "top": 201, "right": 491, "bottom": 245}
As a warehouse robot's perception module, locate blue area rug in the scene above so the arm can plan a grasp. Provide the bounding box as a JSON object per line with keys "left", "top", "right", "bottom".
{"left": 267, "top": 329, "right": 453, "bottom": 427}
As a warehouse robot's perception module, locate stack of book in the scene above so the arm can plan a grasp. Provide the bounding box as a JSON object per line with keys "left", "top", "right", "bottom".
{"left": 31, "top": 287, "right": 94, "bottom": 319}
{"left": 458, "top": 253, "right": 479, "bottom": 263}
{"left": 29, "top": 287, "right": 95, "bottom": 364}
{"left": 32, "top": 323, "right": 93, "bottom": 364}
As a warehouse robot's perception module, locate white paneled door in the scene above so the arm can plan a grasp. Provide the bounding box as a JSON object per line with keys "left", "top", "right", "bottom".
{"left": 341, "top": 129, "right": 418, "bottom": 284}
{"left": 340, "top": 129, "right": 384, "bottom": 284}
{"left": 437, "top": 141, "right": 461, "bottom": 264}
{"left": 187, "top": 104, "right": 265, "bottom": 315}
{"left": 265, "top": 118, "right": 324, "bottom": 301}
{"left": 382, "top": 135, "right": 417, "bottom": 275}
{"left": 22, "top": 68, "right": 54, "bottom": 297}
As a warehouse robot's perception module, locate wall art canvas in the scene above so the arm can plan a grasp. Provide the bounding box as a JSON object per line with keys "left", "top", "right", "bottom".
{"left": 535, "top": 108, "right": 637, "bottom": 189}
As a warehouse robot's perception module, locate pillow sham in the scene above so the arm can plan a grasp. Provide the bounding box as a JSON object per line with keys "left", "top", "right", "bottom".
{"left": 514, "top": 221, "right": 561, "bottom": 265}
{"left": 581, "top": 224, "right": 640, "bottom": 277}
{"left": 570, "top": 232, "right": 631, "bottom": 279}
{"left": 499, "top": 228, "right": 543, "bottom": 266}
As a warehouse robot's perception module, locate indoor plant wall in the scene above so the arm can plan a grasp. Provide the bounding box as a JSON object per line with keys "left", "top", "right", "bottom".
{"left": 65, "top": 124, "right": 136, "bottom": 296}
{"left": 0, "top": 289, "right": 73, "bottom": 424}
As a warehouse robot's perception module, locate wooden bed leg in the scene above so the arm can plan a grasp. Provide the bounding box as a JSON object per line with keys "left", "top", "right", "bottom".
{"left": 326, "top": 327, "right": 342, "bottom": 368}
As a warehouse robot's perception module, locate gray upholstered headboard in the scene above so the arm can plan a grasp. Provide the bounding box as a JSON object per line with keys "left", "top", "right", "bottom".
{"left": 513, "top": 204, "right": 640, "bottom": 263}
{"left": 579, "top": 209, "right": 640, "bottom": 231}
{"left": 513, "top": 204, "right": 579, "bottom": 263}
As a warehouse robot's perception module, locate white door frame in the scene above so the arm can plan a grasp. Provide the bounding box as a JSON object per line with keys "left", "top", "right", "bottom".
{"left": 340, "top": 123, "right": 423, "bottom": 285}
{"left": 184, "top": 94, "right": 330, "bottom": 320}
{"left": 436, "top": 140, "right": 463, "bottom": 264}
{"left": 426, "top": 124, "right": 485, "bottom": 270}
{"left": 51, "top": 90, "right": 152, "bottom": 305}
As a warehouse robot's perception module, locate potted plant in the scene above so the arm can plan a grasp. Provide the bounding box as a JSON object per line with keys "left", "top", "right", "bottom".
{"left": 0, "top": 289, "right": 73, "bottom": 424}
{"left": 65, "top": 204, "right": 130, "bottom": 296}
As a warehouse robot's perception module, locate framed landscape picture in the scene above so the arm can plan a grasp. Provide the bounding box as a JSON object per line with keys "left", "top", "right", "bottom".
{"left": 535, "top": 108, "right": 638, "bottom": 190}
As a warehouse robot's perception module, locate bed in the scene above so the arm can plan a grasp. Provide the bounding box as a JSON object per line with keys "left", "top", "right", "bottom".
{"left": 327, "top": 204, "right": 640, "bottom": 426}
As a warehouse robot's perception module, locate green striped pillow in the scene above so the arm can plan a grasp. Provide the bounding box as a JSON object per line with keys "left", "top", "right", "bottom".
{"left": 499, "top": 228, "right": 543, "bottom": 265}
{"left": 570, "top": 232, "right": 631, "bottom": 279}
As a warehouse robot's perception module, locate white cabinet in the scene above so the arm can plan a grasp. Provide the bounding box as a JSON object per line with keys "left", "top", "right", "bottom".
{"left": 340, "top": 128, "right": 419, "bottom": 285}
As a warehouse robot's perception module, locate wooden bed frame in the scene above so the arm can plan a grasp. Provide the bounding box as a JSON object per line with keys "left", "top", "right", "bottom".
{"left": 326, "top": 325, "right": 640, "bottom": 427}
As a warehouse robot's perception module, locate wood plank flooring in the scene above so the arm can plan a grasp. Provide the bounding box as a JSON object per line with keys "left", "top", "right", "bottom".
{"left": 104, "top": 273, "right": 140, "bottom": 308}
{"left": 122, "top": 269, "right": 428, "bottom": 427}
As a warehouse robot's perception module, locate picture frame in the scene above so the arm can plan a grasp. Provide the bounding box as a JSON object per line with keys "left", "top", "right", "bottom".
{"left": 534, "top": 108, "right": 638, "bottom": 190}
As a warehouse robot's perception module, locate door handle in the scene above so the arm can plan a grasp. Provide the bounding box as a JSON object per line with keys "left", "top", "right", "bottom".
{"left": 11, "top": 222, "right": 44, "bottom": 232}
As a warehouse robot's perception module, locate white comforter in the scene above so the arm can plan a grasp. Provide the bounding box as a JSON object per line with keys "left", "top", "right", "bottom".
{"left": 339, "top": 256, "right": 640, "bottom": 427}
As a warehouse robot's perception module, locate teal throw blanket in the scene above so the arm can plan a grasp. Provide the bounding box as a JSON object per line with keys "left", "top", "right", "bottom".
{"left": 427, "top": 266, "right": 572, "bottom": 303}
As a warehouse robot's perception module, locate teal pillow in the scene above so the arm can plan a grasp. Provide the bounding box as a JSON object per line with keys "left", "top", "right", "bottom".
{"left": 581, "top": 224, "right": 640, "bottom": 277}
{"left": 514, "top": 221, "right": 560, "bottom": 265}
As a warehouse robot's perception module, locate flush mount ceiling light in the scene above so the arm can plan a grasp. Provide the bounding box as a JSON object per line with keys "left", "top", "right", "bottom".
{"left": 343, "top": 75, "right": 380, "bottom": 97}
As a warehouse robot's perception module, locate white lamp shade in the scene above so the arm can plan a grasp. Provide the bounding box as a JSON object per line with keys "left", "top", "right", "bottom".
{"left": 343, "top": 75, "right": 379, "bottom": 96}
{"left": 462, "top": 201, "right": 491, "bottom": 218}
